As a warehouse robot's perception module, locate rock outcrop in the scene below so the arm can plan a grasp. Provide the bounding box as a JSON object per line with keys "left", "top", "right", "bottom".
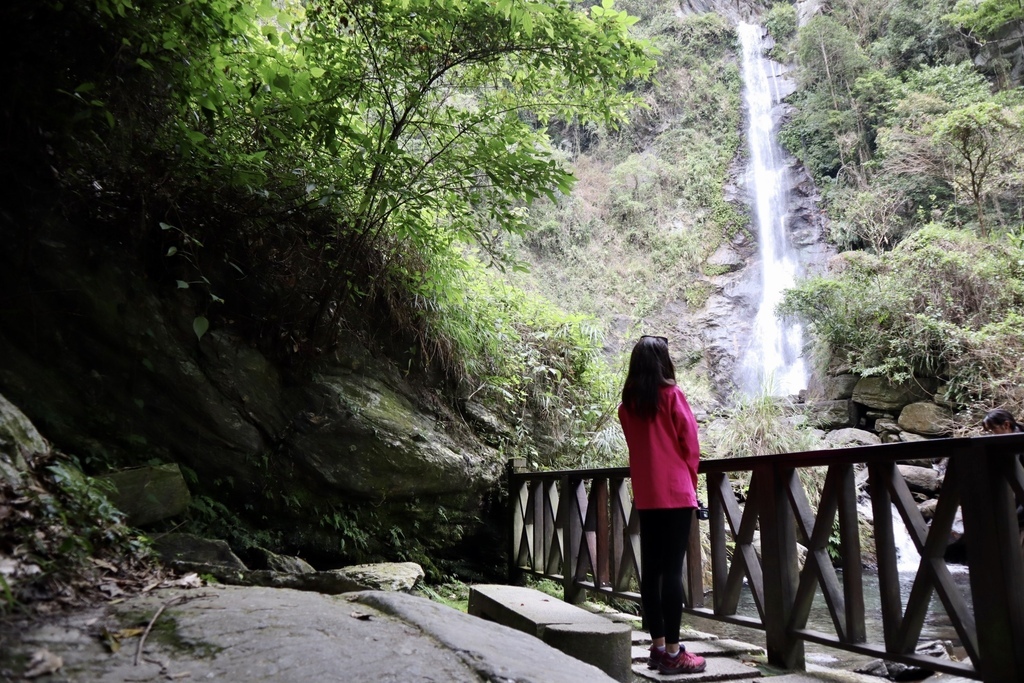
{"left": 0, "top": 225, "right": 504, "bottom": 568}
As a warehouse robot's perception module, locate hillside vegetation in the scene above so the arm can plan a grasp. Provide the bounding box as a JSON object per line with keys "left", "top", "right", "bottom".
{"left": 2, "top": 0, "right": 674, "bottom": 592}
{"left": 771, "top": 0, "right": 1024, "bottom": 420}
{"left": 4, "top": 0, "right": 663, "bottom": 476}
{"left": 512, "top": 4, "right": 746, "bottom": 409}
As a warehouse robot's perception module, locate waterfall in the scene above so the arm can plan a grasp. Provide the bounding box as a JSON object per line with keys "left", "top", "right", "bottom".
{"left": 857, "top": 500, "right": 922, "bottom": 573}
{"left": 890, "top": 506, "right": 922, "bottom": 572}
{"left": 735, "top": 23, "right": 808, "bottom": 396}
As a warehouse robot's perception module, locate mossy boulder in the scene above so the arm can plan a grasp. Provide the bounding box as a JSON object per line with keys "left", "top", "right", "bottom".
{"left": 852, "top": 376, "right": 938, "bottom": 412}
{"left": 898, "top": 402, "right": 953, "bottom": 437}
{"left": 0, "top": 392, "right": 47, "bottom": 482}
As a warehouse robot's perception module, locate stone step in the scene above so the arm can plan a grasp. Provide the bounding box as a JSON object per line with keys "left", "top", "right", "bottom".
{"left": 631, "top": 656, "right": 762, "bottom": 681}
{"left": 631, "top": 638, "right": 765, "bottom": 663}
{"left": 468, "top": 585, "right": 632, "bottom": 681}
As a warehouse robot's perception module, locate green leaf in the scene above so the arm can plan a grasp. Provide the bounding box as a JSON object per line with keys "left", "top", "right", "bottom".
{"left": 193, "top": 316, "right": 210, "bottom": 341}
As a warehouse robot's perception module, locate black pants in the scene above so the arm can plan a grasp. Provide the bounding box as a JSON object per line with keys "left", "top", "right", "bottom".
{"left": 638, "top": 507, "right": 695, "bottom": 645}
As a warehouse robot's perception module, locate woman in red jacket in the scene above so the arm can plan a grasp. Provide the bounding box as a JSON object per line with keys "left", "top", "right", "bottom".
{"left": 618, "top": 335, "right": 706, "bottom": 675}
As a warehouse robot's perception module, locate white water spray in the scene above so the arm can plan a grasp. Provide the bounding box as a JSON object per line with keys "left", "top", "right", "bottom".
{"left": 736, "top": 23, "right": 807, "bottom": 396}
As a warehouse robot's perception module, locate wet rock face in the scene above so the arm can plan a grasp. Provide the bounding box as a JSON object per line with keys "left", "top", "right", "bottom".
{"left": 975, "top": 24, "right": 1024, "bottom": 86}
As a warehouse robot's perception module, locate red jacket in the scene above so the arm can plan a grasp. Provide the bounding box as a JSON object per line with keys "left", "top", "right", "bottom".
{"left": 618, "top": 384, "right": 700, "bottom": 510}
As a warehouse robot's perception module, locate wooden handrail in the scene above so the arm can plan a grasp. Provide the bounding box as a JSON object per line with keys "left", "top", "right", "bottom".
{"left": 507, "top": 436, "right": 1024, "bottom": 682}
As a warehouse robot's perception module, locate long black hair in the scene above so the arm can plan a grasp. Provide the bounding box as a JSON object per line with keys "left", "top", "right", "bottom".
{"left": 983, "top": 408, "right": 1022, "bottom": 432}
{"left": 621, "top": 336, "right": 676, "bottom": 420}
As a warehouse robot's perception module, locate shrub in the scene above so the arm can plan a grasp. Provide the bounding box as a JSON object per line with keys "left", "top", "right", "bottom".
{"left": 780, "top": 224, "right": 1024, "bottom": 411}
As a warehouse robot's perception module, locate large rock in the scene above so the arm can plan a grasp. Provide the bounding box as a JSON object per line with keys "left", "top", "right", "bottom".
{"left": 152, "top": 533, "right": 247, "bottom": 570}
{"left": 3, "top": 585, "right": 621, "bottom": 683}
{"left": 176, "top": 565, "right": 415, "bottom": 595}
{"left": 821, "top": 374, "right": 859, "bottom": 401}
{"left": 98, "top": 463, "right": 191, "bottom": 527}
{"left": 898, "top": 402, "right": 953, "bottom": 437}
{"left": 327, "top": 562, "right": 424, "bottom": 592}
{"left": 918, "top": 499, "right": 938, "bottom": 522}
{"left": 460, "top": 399, "right": 514, "bottom": 447}
{"left": 292, "top": 371, "right": 500, "bottom": 498}
{"left": 706, "top": 243, "right": 745, "bottom": 274}
{"left": 824, "top": 428, "right": 881, "bottom": 448}
{"left": 801, "top": 400, "right": 853, "bottom": 430}
{"left": 246, "top": 547, "right": 316, "bottom": 574}
{"left": 796, "top": 0, "right": 826, "bottom": 26}
{"left": 852, "top": 376, "right": 937, "bottom": 411}
{"left": 975, "top": 23, "right": 1024, "bottom": 86}
{"left": 0, "top": 392, "right": 48, "bottom": 482}
{"left": 897, "top": 465, "right": 941, "bottom": 496}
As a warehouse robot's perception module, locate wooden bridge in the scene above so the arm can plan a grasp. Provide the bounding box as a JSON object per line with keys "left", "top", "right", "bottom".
{"left": 507, "top": 434, "right": 1024, "bottom": 682}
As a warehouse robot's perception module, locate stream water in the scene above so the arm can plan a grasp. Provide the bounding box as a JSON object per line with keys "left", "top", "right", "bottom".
{"left": 688, "top": 507, "right": 972, "bottom": 671}
{"left": 735, "top": 22, "right": 807, "bottom": 396}
{"left": 688, "top": 567, "right": 972, "bottom": 671}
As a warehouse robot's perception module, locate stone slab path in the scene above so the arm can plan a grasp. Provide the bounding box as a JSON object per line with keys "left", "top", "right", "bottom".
{"left": 619, "top": 616, "right": 883, "bottom": 683}
{"left": 1, "top": 585, "right": 619, "bottom": 682}
{"left": 0, "top": 584, "right": 901, "bottom": 683}
{"left": 630, "top": 627, "right": 765, "bottom": 681}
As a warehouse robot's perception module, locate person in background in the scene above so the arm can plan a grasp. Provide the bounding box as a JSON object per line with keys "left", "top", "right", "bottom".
{"left": 618, "top": 335, "right": 707, "bottom": 675}
{"left": 981, "top": 408, "right": 1024, "bottom": 554}
{"left": 982, "top": 408, "right": 1023, "bottom": 434}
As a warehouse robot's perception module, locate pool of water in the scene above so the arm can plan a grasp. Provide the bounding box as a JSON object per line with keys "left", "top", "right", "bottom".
{"left": 683, "top": 567, "right": 973, "bottom": 672}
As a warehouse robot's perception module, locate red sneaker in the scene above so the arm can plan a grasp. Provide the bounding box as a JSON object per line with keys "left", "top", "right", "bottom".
{"left": 647, "top": 646, "right": 666, "bottom": 670}
{"left": 658, "top": 649, "right": 706, "bottom": 674}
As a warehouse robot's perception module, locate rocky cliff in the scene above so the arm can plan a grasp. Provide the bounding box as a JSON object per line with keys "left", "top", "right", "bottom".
{"left": 0, "top": 212, "right": 505, "bottom": 573}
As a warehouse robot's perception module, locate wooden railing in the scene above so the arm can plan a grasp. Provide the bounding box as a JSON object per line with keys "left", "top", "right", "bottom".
{"left": 507, "top": 435, "right": 1024, "bottom": 682}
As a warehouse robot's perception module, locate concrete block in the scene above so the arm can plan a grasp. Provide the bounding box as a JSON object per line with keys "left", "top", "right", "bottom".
{"left": 544, "top": 621, "right": 631, "bottom": 682}
{"left": 469, "top": 585, "right": 631, "bottom": 681}
{"left": 469, "top": 585, "right": 610, "bottom": 635}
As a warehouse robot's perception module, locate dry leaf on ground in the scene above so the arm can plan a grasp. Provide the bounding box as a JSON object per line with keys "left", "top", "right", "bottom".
{"left": 23, "top": 648, "right": 63, "bottom": 678}
{"left": 160, "top": 573, "right": 203, "bottom": 589}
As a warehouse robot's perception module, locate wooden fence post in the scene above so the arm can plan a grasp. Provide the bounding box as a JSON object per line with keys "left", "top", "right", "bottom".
{"left": 507, "top": 458, "right": 526, "bottom": 585}
{"left": 562, "top": 475, "right": 586, "bottom": 604}
{"left": 954, "top": 445, "right": 1024, "bottom": 683}
{"left": 757, "top": 463, "right": 804, "bottom": 670}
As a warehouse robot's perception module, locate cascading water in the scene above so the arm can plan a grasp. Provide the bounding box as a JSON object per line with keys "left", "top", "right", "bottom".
{"left": 735, "top": 23, "right": 807, "bottom": 396}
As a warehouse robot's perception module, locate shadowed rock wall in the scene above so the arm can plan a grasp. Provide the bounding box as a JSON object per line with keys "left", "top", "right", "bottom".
{"left": 0, "top": 215, "right": 504, "bottom": 571}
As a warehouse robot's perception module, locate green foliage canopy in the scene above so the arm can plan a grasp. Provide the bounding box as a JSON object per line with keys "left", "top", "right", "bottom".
{"left": 41, "top": 0, "right": 655, "bottom": 355}
{"left": 944, "top": 0, "right": 1024, "bottom": 38}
